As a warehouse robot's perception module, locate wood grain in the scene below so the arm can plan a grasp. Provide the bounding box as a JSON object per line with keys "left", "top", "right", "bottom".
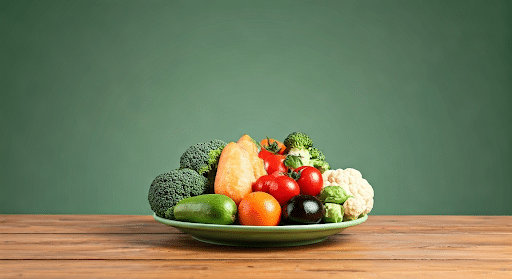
{"left": 1, "top": 215, "right": 511, "bottom": 278}
{"left": 1, "top": 260, "right": 511, "bottom": 279}
{"left": 1, "top": 231, "right": 511, "bottom": 260}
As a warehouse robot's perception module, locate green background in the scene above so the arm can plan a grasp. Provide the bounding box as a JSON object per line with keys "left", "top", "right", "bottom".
{"left": 1, "top": 0, "right": 511, "bottom": 215}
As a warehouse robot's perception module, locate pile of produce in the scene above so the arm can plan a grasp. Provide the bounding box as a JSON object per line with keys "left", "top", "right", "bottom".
{"left": 148, "top": 132, "right": 374, "bottom": 226}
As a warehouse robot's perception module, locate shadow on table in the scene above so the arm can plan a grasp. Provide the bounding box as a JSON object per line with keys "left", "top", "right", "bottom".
{"left": 96, "top": 216, "right": 352, "bottom": 253}
{"left": 144, "top": 233, "right": 349, "bottom": 253}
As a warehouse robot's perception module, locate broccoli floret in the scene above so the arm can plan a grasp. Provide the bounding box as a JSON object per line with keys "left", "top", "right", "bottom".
{"left": 148, "top": 168, "right": 208, "bottom": 218}
{"left": 179, "top": 139, "right": 227, "bottom": 190}
{"left": 284, "top": 132, "right": 330, "bottom": 172}
{"left": 311, "top": 160, "right": 331, "bottom": 173}
{"left": 287, "top": 146, "right": 331, "bottom": 173}
{"left": 308, "top": 147, "right": 331, "bottom": 173}
{"left": 283, "top": 132, "right": 314, "bottom": 150}
{"left": 283, "top": 132, "right": 330, "bottom": 173}
{"left": 308, "top": 147, "right": 325, "bottom": 161}
{"left": 164, "top": 206, "right": 175, "bottom": 220}
{"left": 308, "top": 146, "right": 330, "bottom": 172}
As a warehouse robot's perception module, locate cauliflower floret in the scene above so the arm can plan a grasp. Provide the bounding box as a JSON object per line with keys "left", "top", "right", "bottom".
{"left": 322, "top": 168, "right": 374, "bottom": 219}
{"left": 343, "top": 197, "right": 365, "bottom": 220}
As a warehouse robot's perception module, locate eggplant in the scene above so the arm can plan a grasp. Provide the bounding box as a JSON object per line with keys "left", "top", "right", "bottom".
{"left": 282, "top": 195, "right": 325, "bottom": 225}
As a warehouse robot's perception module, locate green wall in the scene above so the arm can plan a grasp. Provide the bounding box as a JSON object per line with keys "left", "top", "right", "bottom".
{"left": 1, "top": 0, "right": 511, "bottom": 215}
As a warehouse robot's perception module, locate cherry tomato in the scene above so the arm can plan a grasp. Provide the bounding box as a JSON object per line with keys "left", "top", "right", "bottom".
{"left": 294, "top": 166, "right": 324, "bottom": 196}
{"left": 264, "top": 154, "right": 288, "bottom": 175}
{"left": 258, "top": 149, "right": 274, "bottom": 160}
{"left": 268, "top": 175, "right": 300, "bottom": 206}
{"left": 252, "top": 174, "right": 278, "bottom": 192}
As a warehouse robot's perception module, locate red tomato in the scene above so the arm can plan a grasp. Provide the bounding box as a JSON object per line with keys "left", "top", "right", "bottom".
{"left": 294, "top": 166, "right": 324, "bottom": 196}
{"left": 258, "top": 149, "right": 274, "bottom": 160}
{"left": 268, "top": 175, "right": 300, "bottom": 206}
{"left": 252, "top": 174, "right": 277, "bottom": 193}
{"left": 264, "top": 154, "right": 288, "bottom": 175}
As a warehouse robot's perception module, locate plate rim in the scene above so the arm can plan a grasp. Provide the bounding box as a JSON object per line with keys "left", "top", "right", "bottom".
{"left": 153, "top": 213, "right": 368, "bottom": 232}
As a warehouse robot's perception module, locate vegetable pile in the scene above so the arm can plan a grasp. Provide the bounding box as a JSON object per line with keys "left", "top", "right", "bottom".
{"left": 148, "top": 132, "right": 374, "bottom": 226}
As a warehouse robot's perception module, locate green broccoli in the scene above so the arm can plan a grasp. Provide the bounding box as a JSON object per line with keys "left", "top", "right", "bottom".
{"left": 148, "top": 168, "right": 209, "bottom": 218}
{"left": 179, "top": 139, "right": 227, "bottom": 190}
{"left": 283, "top": 132, "right": 330, "bottom": 173}
{"left": 311, "top": 160, "right": 331, "bottom": 173}
{"left": 308, "top": 147, "right": 325, "bottom": 161}
{"left": 309, "top": 146, "right": 330, "bottom": 172}
{"left": 283, "top": 132, "right": 314, "bottom": 150}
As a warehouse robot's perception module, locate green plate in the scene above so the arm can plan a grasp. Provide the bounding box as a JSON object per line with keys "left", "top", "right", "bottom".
{"left": 153, "top": 213, "right": 368, "bottom": 247}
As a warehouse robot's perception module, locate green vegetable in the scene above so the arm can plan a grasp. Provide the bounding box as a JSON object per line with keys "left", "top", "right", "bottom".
{"left": 283, "top": 132, "right": 314, "bottom": 150}
{"left": 283, "top": 154, "right": 304, "bottom": 169}
{"left": 318, "top": 186, "right": 353, "bottom": 204}
{"left": 287, "top": 148, "right": 311, "bottom": 166}
{"left": 179, "top": 139, "right": 227, "bottom": 191}
{"left": 311, "top": 160, "right": 330, "bottom": 173}
{"left": 323, "top": 203, "right": 344, "bottom": 223}
{"left": 173, "top": 194, "right": 237, "bottom": 225}
{"left": 308, "top": 147, "right": 330, "bottom": 173}
{"left": 148, "top": 168, "right": 209, "bottom": 218}
{"left": 164, "top": 206, "right": 175, "bottom": 219}
{"left": 282, "top": 132, "right": 330, "bottom": 173}
{"left": 307, "top": 147, "right": 325, "bottom": 161}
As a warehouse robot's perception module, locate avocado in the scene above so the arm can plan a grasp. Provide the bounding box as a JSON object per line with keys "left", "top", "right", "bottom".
{"left": 173, "top": 194, "right": 237, "bottom": 225}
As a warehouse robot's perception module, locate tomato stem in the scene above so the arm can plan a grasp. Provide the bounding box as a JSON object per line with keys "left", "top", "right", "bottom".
{"left": 263, "top": 135, "right": 281, "bottom": 153}
{"left": 287, "top": 168, "right": 302, "bottom": 181}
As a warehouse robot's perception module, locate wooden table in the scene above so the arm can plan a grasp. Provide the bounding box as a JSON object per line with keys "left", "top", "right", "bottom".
{"left": 0, "top": 215, "right": 511, "bottom": 278}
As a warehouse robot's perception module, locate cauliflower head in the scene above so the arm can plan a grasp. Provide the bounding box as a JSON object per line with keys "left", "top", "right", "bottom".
{"left": 322, "top": 168, "right": 374, "bottom": 220}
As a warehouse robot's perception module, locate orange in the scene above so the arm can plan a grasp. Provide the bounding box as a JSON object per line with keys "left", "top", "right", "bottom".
{"left": 238, "top": 192, "right": 281, "bottom": 226}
